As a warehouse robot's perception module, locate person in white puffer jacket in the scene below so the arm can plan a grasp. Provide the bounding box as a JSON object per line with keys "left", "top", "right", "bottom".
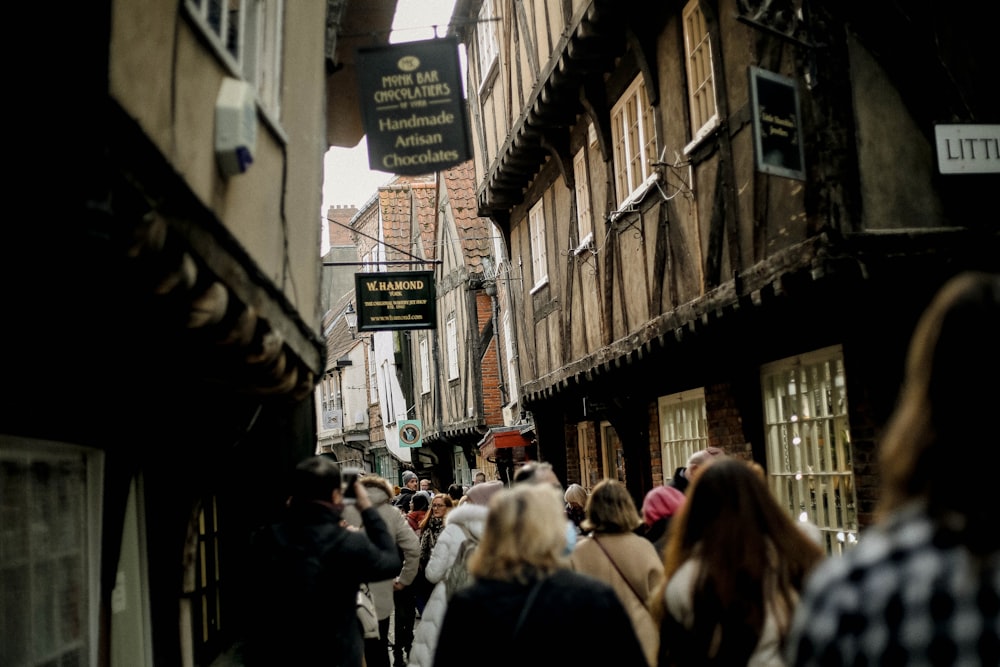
{"left": 407, "top": 480, "right": 504, "bottom": 667}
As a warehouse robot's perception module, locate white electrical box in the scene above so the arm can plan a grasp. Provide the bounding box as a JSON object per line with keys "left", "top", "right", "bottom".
{"left": 215, "top": 78, "right": 257, "bottom": 176}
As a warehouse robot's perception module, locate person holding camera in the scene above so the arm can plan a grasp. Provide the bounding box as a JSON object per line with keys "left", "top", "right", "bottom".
{"left": 244, "top": 457, "right": 402, "bottom": 667}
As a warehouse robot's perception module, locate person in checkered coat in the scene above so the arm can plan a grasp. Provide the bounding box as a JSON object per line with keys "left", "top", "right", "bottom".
{"left": 786, "top": 272, "right": 1000, "bottom": 666}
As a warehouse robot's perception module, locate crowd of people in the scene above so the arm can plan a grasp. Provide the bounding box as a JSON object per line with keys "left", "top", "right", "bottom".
{"left": 244, "top": 271, "right": 999, "bottom": 667}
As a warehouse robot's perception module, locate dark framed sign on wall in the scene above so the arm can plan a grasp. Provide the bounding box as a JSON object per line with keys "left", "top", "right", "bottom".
{"left": 749, "top": 67, "right": 806, "bottom": 181}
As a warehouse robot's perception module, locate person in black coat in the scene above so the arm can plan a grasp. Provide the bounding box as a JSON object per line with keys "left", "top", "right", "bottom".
{"left": 244, "top": 456, "right": 402, "bottom": 667}
{"left": 433, "top": 483, "right": 647, "bottom": 667}
{"left": 393, "top": 469, "right": 419, "bottom": 512}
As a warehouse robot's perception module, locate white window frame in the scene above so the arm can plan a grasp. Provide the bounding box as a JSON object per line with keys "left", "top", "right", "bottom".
{"left": 184, "top": 0, "right": 284, "bottom": 118}
{"left": 476, "top": 0, "right": 498, "bottom": 81}
{"left": 611, "top": 76, "right": 656, "bottom": 208}
{"left": 528, "top": 199, "right": 548, "bottom": 292}
{"left": 419, "top": 335, "right": 431, "bottom": 394}
{"left": 381, "top": 360, "right": 396, "bottom": 424}
{"left": 242, "top": 0, "right": 283, "bottom": 117}
{"left": 658, "top": 388, "right": 708, "bottom": 482}
{"left": 369, "top": 348, "right": 378, "bottom": 406}
{"left": 573, "top": 142, "right": 594, "bottom": 253}
{"left": 761, "top": 345, "right": 858, "bottom": 555}
{"left": 1, "top": 438, "right": 104, "bottom": 667}
{"left": 682, "top": 0, "right": 720, "bottom": 153}
{"left": 446, "top": 314, "right": 459, "bottom": 380}
{"left": 503, "top": 312, "right": 518, "bottom": 407}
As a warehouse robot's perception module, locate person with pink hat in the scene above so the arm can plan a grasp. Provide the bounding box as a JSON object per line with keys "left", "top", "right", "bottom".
{"left": 636, "top": 484, "right": 686, "bottom": 556}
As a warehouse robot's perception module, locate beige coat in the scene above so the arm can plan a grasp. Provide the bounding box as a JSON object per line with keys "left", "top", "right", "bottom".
{"left": 570, "top": 532, "right": 664, "bottom": 667}
{"left": 343, "top": 477, "right": 421, "bottom": 620}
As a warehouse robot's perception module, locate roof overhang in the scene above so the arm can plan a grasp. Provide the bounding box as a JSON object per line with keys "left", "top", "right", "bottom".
{"left": 325, "top": 0, "right": 400, "bottom": 148}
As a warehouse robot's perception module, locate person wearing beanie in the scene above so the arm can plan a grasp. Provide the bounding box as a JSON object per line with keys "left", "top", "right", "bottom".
{"left": 636, "top": 484, "right": 686, "bottom": 555}
{"left": 464, "top": 479, "right": 504, "bottom": 506}
{"left": 393, "top": 470, "right": 419, "bottom": 513}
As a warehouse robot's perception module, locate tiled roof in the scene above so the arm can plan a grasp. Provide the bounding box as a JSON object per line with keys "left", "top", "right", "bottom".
{"left": 442, "top": 161, "right": 493, "bottom": 272}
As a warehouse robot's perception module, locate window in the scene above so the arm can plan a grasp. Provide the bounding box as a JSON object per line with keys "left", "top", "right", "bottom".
{"left": 446, "top": 314, "right": 459, "bottom": 380}
{"left": 573, "top": 143, "right": 594, "bottom": 251}
{"left": 658, "top": 389, "right": 708, "bottom": 482}
{"left": 761, "top": 345, "right": 858, "bottom": 555}
{"left": 242, "top": 0, "right": 283, "bottom": 115}
{"left": 453, "top": 447, "right": 471, "bottom": 487}
{"left": 611, "top": 76, "right": 656, "bottom": 207}
{"left": 381, "top": 361, "right": 396, "bottom": 423}
{"left": 185, "top": 0, "right": 284, "bottom": 117}
{"left": 369, "top": 347, "right": 378, "bottom": 406}
{"left": 1, "top": 438, "right": 103, "bottom": 667}
{"left": 476, "top": 0, "right": 498, "bottom": 80}
{"left": 503, "top": 312, "right": 518, "bottom": 406}
{"left": 683, "top": 0, "right": 719, "bottom": 149}
{"left": 419, "top": 336, "right": 431, "bottom": 394}
{"left": 528, "top": 199, "right": 548, "bottom": 291}
{"left": 186, "top": 495, "right": 226, "bottom": 666}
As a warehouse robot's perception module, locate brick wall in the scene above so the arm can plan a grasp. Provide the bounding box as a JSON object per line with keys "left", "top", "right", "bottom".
{"left": 705, "top": 382, "right": 752, "bottom": 460}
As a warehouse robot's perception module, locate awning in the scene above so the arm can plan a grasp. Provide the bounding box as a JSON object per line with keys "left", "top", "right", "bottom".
{"left": 478, "top": 426, "right": 533, "bottom": 459}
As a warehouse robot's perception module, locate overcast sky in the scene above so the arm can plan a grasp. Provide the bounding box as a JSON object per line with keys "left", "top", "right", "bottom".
{"left": 321, "top": 0, "right": 458, "bottom": 252}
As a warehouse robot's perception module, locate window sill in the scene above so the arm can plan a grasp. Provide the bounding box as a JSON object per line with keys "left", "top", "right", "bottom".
{"left": 573, "top": 233, "right": 595, "bottom": 256}
{"left": 529, "top": 277, "right": 549, "bottom": 295}
{"left": 610, "top": 172, "right": 661, "bottom": 223}
{"left": 683, "top": 114, "right": 721, "bottom": 156}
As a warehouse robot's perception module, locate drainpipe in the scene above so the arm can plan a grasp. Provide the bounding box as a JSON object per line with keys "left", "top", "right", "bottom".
{"left": 485, "top": 281, "right": 507, "bottom": 405}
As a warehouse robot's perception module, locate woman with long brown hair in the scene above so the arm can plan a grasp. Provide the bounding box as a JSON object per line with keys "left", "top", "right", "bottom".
{"left": 650, "top": 458, "right": 825, "bottom": 666}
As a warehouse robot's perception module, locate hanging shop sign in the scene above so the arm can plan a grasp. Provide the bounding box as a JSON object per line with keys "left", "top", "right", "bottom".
{"left": 399, "top": 420, "right": 423, "bottom": 448}
{"left": 749, "top": 67, "right": 806, "bottom": 181}
{"left": 354, "top": 270, "right": 436, "bottom": 331}
{"left": 356, "top": 37, "right": 471, "bottom": 175}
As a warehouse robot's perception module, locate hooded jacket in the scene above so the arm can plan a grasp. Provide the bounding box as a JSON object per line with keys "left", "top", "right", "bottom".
{"left": 407, "top": 503, "right": 489, "bottom": 667}
{"left": 343, "top": 476, "right": 421, "bottom": 620}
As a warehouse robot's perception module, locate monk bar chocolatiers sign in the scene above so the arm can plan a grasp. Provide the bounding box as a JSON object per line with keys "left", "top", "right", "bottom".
{"left": 355, "top": 271, "right": 436, "bottom": 332}
{"left": 356, "top": 37, "right": 471, "bottom": 175}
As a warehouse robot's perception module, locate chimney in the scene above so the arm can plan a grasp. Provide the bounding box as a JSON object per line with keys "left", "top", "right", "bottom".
{"left": 326, "top": 204, "right": 358, "bottom": 246}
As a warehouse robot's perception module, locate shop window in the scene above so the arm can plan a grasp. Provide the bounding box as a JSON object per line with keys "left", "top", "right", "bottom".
{"left": 1, "top": 438, "right": 103, "bottom": 667}
{"left": 658, "top": 389, "right": 708, "bottom": 482}
{"left": 761, "top": 345, "right": 859, "bottom": 554}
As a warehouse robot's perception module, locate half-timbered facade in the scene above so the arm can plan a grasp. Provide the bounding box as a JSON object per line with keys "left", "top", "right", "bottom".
{"left": 413, "top": 162, "right": 518, "bottom": 487}
{"left": 451, "top": 0, "right": 998, "bottom": 552}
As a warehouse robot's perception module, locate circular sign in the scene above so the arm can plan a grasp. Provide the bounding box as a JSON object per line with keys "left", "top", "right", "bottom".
{"left": 400, "top": 423, "right": 422, "bottom": 446}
